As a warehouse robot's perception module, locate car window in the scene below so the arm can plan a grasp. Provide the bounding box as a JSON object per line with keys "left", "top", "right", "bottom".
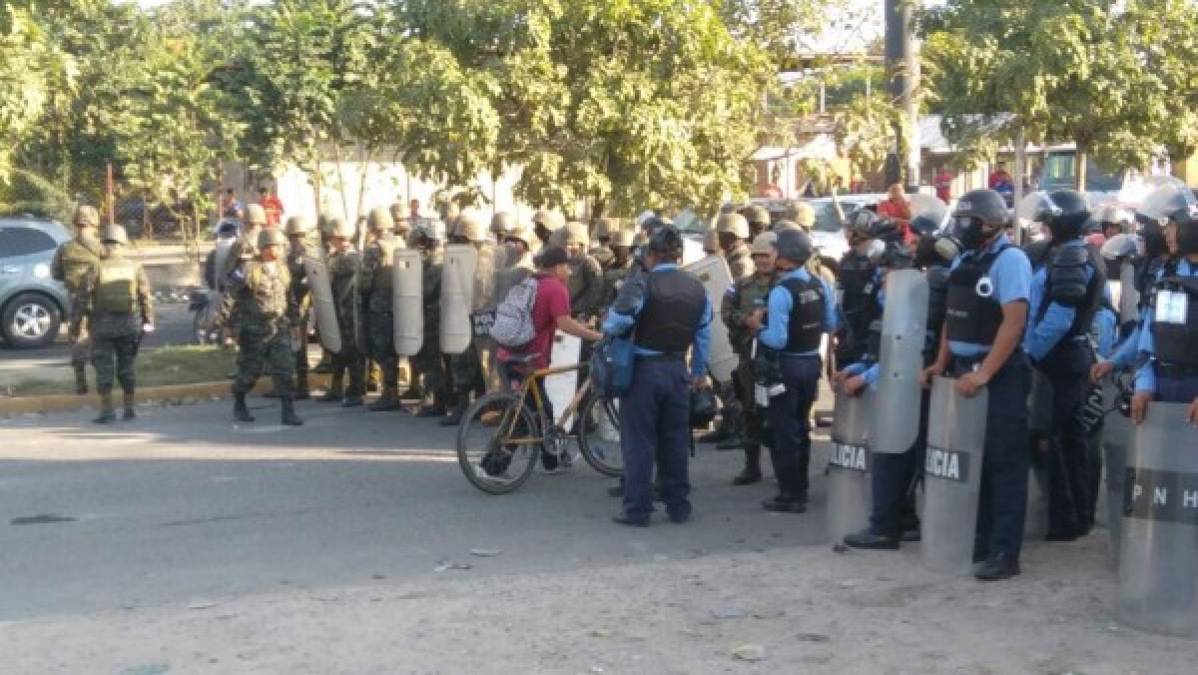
{"left": 0, "top": 227, "right": 58, "bottom": 258}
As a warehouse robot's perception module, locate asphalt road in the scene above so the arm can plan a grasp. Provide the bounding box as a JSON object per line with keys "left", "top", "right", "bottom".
{"left": 0, "top": 398, "right": 838, "bottom": 622}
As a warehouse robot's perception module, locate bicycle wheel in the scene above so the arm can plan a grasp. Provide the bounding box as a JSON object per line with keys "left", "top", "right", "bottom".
{"left": 577, "top": 393, "right": 623, "bottom": 477}
{"left": 457, "top": 391, "right": 540, "bottom": 494}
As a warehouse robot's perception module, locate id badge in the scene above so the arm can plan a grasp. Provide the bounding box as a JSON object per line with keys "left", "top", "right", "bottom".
{"left": 1155, "top": 290, "right": 1188, "bottom": 325}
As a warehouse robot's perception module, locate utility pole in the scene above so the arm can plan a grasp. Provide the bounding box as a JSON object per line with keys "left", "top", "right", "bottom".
{"left": 884, "top": 0, "right": 919, "bottom": 192}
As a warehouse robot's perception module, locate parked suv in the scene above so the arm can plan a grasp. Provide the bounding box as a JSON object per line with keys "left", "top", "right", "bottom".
{"left": 0, "top": 216, "right": 71, "bottom": 348}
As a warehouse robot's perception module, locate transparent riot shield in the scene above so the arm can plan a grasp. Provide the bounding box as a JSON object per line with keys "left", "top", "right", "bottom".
{"left": 391, "top": 249, "right": 423, "bottom": 357}
{"left": 827, "top": 390, "right": 873, "bottom": 543}
{"left": 1139, "top": 177, "right": 1197, "bottom": 222}
{"left": 684, "top": 254, "right": 737, "bottom": 382}
{"left": 1024, "top": 370, "right": 1054, "bottom": 541}
{"left": 1118, "top": 261, "right": 1140, "bottom": 325}
{"left": 303, "top": 256, "right": 342, "bottom": 355}
{"left": 1102, "top": 381, "right": 1131, "bottom": 570}
{"left": 439, "top": 244, "right": 477, "bottom": 354}
{"left": 1117, "top": 402, "right": 1198, "bottom": 638}
{"left": 909, "top": 193, "right": 948, "bottom": 235}
{"left": 871, "top": 269, "right": 929, "bottom": 454}
{"left": 921, "top": 376, "right": 988, "bottom": 575}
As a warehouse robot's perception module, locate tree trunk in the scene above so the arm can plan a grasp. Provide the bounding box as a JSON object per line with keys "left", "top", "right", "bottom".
{"left": 1075, "top": 144, "right": 1088, "bottom": 192}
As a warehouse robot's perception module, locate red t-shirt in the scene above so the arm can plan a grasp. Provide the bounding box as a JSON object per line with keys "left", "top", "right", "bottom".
{"left": 525, "top": 273, "right": 572, "bottom": 369}
{"left": 260, "top": 195, "right": 284, "bottom": 226}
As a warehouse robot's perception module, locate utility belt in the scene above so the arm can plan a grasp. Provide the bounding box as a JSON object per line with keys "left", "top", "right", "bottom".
{"left": 637, "top": 352, "right": 685, "bottom": 363}
{"left": 1156, "top": 361, "right": 1198, "bottom": 378}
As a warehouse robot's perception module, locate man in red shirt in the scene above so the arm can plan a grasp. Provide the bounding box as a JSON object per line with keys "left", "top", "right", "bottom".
{"left": 933, "top": 167, "right": 953, "bottom": 203}
{"left": 876, "top": 183, "right": 914, "bottom": 244}
{"left": 988, "top": 162, "right": 1013, "bottom": 190}
{"left": 258, "top": 186, "right": 285, "bottom": 227}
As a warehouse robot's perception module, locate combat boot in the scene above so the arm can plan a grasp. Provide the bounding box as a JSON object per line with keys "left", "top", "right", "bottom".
{"left": 318, "top": 376, "right": 344, "bottom": 403}
{"left": 73, "top": 363, "right": 89, "bottom": 395}
{"left": 732, "top": 445, "right": 762, "bottom": 486}
{"left": 122, "top": 391, "right": 137, "bottom": 421}
{"left": 233, "top": 392, "right": 255, "bottom": 422}
{"left": 281, "top": 397, "right": 304, "bottom": 426}
{"left": 93, "top": 393, "right": 116, "bottom": 424}
{"left": 369, "top": 387, "right": 401, "bottom": 412}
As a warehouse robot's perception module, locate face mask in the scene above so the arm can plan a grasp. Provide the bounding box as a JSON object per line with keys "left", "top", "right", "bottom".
{"left": 958, "top": 217, "right": 989, "bottom": 251}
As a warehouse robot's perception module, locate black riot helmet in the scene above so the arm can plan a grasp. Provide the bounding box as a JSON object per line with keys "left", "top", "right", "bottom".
{"left": 1041, "top": 189, "right": 1090, "bottom": 242}
{"left": 952, "top": 189, "right": 1009, "bottom": 251}
{"left": 846, "top": 208, "right": 880, "bottom": 241}
{"left": 646, "top": 222, "right": 684, "bottom": 260}
{"left": 773, "top": 228, "right": 813, "bottom": 265}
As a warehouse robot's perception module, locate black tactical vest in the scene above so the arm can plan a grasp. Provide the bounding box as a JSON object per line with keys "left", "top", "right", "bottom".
{"left": 779, "top": 275, "right": 826, "bottom": 354}
{"left": 634, "top": 268, "right": 707, "bottom": 354}
{"left": 838, "top": 252, "right": 878, "bottom": 342}
{"left": 945, "top": 244, "right": 1011, "bottom": 346}
{"left": 1150, "top": 272, "right": 1198, "bottom": 367}
{"left": 1035, "top": 243, "right": 1105, "bottom": 341}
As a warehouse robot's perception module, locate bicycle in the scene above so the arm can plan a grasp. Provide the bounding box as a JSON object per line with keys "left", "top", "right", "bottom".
{"left": 456, "top": 356, "right": 623, "bottom": 494}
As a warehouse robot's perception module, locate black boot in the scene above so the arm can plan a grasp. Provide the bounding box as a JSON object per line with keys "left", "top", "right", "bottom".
{"left": 732, "top": 445, "right": 762, "bottom": 486}
{"left": 234, "top": 392, "right": 255, "bottom": 422}
{"left": 122, "top": 391, "right": 136, "bottom": 421}
{"left": 93, "top": 393, "right": 115, "bottom": 424}
{"left": 281, "top": 397, "right": 304, "bottom": 426}
{"left": 369, "top": 387, "right": 401, "bottom": 411}
{"left": 74, "top": 363, "right": 89, "bottom": 395}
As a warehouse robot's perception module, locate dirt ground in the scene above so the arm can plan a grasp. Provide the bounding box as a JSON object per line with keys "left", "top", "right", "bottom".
{"left": 4, "top": 532, "right": 1195, "bottom": 674}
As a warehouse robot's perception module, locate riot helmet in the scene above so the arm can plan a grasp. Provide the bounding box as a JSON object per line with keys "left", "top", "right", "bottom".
{"left": 646, "top": 224, "right": 684, "bottom": 260}
{"left": 773, "top": 228, "right": 813, "bottom": 265}
{"left": 715, "top": 213, "right": 750, "bottom": 240}
{"left": 952, "top": 189, "right": 1009, "bottom": 250}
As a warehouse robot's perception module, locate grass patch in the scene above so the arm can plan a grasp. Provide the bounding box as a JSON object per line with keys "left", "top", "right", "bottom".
{"left": 7, "top": 345, "right": 236, "bottom": 397}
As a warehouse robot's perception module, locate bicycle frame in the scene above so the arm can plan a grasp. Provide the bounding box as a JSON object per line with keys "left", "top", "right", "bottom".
{"left": 494, "top": 363, "right": 592, "bottom": 446}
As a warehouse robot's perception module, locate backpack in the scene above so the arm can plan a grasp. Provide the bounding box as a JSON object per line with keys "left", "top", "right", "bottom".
{"left": 489, "top": 276, "right": 539, "bottom": 347}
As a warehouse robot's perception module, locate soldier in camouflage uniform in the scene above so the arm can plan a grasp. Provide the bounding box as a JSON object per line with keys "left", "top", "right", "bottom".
{"left": 73, "top": 225, "right": 154, "bottom": 423}
{"left": 390, "top": 202, "right": 412, "bottom": 242}
{"left": 532, "top": 209, "right": 565, "bottom": 250}
{"left": 441, "top": 210, "right": 491, "bottom": 426}
{"left": 317, "top": 219, "right": 366, "bottom": 407}
{"left": 590, "top": 217, "right": 618, "bottom": 270}
{"left": 213, "top": 229, "right": 303, "bottom": 426}
{"left": 700, "top": 212, "right": 754, "bottom": 447}
{"left": 490, "top": 211, "right": 517, "bottom": 246}
{"left": 741, "top": 204, "right": 772, "bottom": 239}
{"left": 600, "top": 229, "right": 635, "bottom": 309}
{"left": 223, "top": 203, "right": 269, "bottom": 280}
{"left": 721, "top": 231, "right": 778, "bottom": 484}
{"left": 561, "top": 222, "right": 605, "bottom": 321}
{"left": 412, "top": 219, "right": 454, "bottom": 417}
{"left": 284, "top": 216, "right": 315, "bottom": 400}
{"left": 359, "top": 207, "right": 404, "bottom": 411}
{"left": 52, "top": 205, "right": 104, "bottom": 395}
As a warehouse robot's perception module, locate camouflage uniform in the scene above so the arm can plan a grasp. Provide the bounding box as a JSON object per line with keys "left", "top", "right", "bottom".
{"left": 722, "top": 271, "right": 774, "bottom": 483}
{"left": 567, "top": 254, "right": 606, "bottom": 320}
{"left": 73, "top": 239, "right": 153, "bottom": 422}
{"left": 360, "top": 228, "right": 403, "bottom": 407}
{"left": 324, "top": 246, "right": 366, "bottom": 403}
{"left": 52, "top": 222, "right": 103, "bottom": 394}
{"left": 216, "top": 259, "right": 298, "bottom": 399}
{"left": 725, "top": 242, "right": 754, "bottom": 283}
{"left": 413, "top": 247, "right": 454, "bottom": 415}
{"left": 285, "top": 238, "right": 315, "bottom": 397}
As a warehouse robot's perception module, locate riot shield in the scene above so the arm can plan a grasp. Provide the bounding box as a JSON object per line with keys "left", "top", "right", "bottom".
{"left": 1024, "top": 370, "right": 1054, "bottom": 541}
{"left": 1117, "top": 402, "right": 1198, "bottom": 638}
{"left": 212, "top": 240, "right": 233, "bottom": 293}
{"left": 870, "top": 269, "right": 929, "bottom": 454}
{"left": 1118, "top": 261, "right": 1139, "bottom": 325}
{"left": 439, "top": 244, "right": 477, "bottom": 354}
{"left": 470, "top": 243, "right": 498, "bottom": 340}
{"left": 921, "top": 376, "right": 988, "bottom": 575}
{"left": 1102, "top": 381, "right": 1131, "bottom": 570}
{"left": 1014, "top": 191, "right": 1052, "bottom": 231}
{"left": 391, "top": 249, "right": 423, "bottom": 356}
{"left": 908, "top": 194, "right": 948, "bottom": 235}
{"left": 545, "top": 334, "right": 581, "bottom": 428}
{"left": 683, "top": 254, "right": 737, "bottom": 382}
{"left": 1138, "top": 177, "right": 1196, "bottom": 221}
{"left": 303, "top": 256, "right": 342, "bottom": 354}
{"left": 826, "top": 390, "right": 873, "bottom": 543}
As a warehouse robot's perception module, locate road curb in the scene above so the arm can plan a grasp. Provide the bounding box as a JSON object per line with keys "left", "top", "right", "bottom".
{"left": 0, "top": 373, "right": 333, "bottom": 416}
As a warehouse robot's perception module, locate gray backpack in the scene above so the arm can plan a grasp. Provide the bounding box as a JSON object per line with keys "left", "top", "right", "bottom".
{"left": 489, "top": 276, "right": 539, "bottom": 347}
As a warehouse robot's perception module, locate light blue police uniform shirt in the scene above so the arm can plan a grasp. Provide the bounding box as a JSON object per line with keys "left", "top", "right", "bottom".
{"left": 601, "top": 262, "right": 713, "bottom": 380}
{"left": 757, "top": 266, "right": 838, "bottom": 354}
{"left": 1134, "top": 259, "right": 1198, "bottom": 393}
{"left": 1092, "top": 305, "right": 1118, "bottom": 359}
{"left": 1024, "top": 239, "right": 1106, "bottom": 361}
{"left": 946, "top": 233, "right": 1033, "bottom": 358}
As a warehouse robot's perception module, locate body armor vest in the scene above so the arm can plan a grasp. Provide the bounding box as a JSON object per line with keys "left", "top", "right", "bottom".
{"left": 1150, "top": 270, "right": 1198, "bottom": 368}
{"left": 95, "top": 258, "right": 137, "bottom": 314}
{"left": 945, "top": 244, "right": 1011, "bottom": 346}
{"left": 634, "top": 268, "right": 706, "bottom": 354}
{"left": 779, "top": 275, "right": 826, "bottom": 354}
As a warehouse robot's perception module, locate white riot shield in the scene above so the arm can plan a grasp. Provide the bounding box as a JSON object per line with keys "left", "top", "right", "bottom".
{"left": 909, "top": 193, "right": 948, "bottom": 234}
{"left": 1118, "top": 261, "right": 1139, "bottom": 325}
{"left": 684, "top": 254, "right": 737, "bottom": 382}
{"left": 1102, "top": 381, "right": 1131, "bottom": 570}
{"left": 871, "top": 270, "right": 929, "bottom": 454}
{"left": 545, "top": 334, "right": 582, "bottom": 428}
{"left": 827, "top": 390, "right": 873, "bottom": 543}
{"left": 1117, "top": 402, "right": 1198, "bottom": 638}
{"left": 391, "top": 249, "right": 423, "bottom": 356}
{"left": 439, "top": 244, "right": 477, "bottom": 354}
{"left": 303, "top": 256, "right": 342, "bottom": 354}
{"left": 921, "top": 377, "right": 988, "bottom": 575}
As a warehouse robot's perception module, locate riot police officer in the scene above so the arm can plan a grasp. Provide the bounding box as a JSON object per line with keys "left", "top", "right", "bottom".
{"left": 52, "top": 205, "right": 104, "bottom": 395}
{"left": 73, "top": 225, "right": 154, "bottom": 423}
{"left": 922, "top": 189, "right": 1033, "bottom": 581}
{"left": 359, "top": 207, "right": 404, "bottom": 411}
{"left": 318, "top": 218, "right": 366, "bottom": 407}
{"left": 602, "top": 223, "right": 713, "bottom": 526}
{"left": 411, "top": 219, "right": 455, "bottom": 417}
{"left": 1023, "top": 190, "right": 1107, "bottom": 541}
{"left": 213, "top": 228, "right": 303, "bottom": 426}
{"left": 441, "top": 210, "right": 492, "bottom": 425}
{"left": 722, "top": 231, "right": 777, "bottom": 485}
{"left": 744, "top": 229, "right": 838, "bottom": 513}
{"left": 835, "top": 209, "right": 884, "bottom": 369}
{"left": 284, "top": 216, "right": 314, "bottom": 400}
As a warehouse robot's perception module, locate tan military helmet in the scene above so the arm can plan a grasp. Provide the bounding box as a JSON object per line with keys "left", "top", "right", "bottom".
{"left": 751, "top": 231, "right": 778, "bottom": 255}
{"left": 455, "top": 208, "right": 488, "bottom": 243}
{"left": 504, "top": 225, "right": 536, "bottom": 249}
{"left": 532, "top": 209, "right": 565, "bottom": 232}
{"left": 101, "top": 224, "right": 128, "bottom": 246}
{"left": 562, "top": 221, "right": 590, "bottom": 249}
{"left": 787, "top": 201, "right": 816, "bottom": 230}
{"left": 610, "top": 229, "right": 635, "bottom": 248}
{"left": 73, "top": 205, "right": 100, "bottom": 228}
{"left": 258, "top": 228, "right": 287, "bottom": 249}
{"left": 330, "top": 217, "right": 354, "bottom": 239}
{"left": 716, "top": 212, "right": 750, "bottom": 239}
{"left": 594, "top": 217, "right": 622, "bottom": 241}
{"left": 773, "top": 219, "right": 803, "bottom": 233}
{"left": 284, "top": 215, "right": 311, "bottom": 237}
{"left": 245, "top": 203, "right": 268, "bottom": 226}
{"left": 367, "top": 206, "right": 393, "bottom": 232}
{"left": 491, "top": 211, "right": 517, "bottom": 235}
{"left": 743, "top": 204, "right": 771, "bottom": 229}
